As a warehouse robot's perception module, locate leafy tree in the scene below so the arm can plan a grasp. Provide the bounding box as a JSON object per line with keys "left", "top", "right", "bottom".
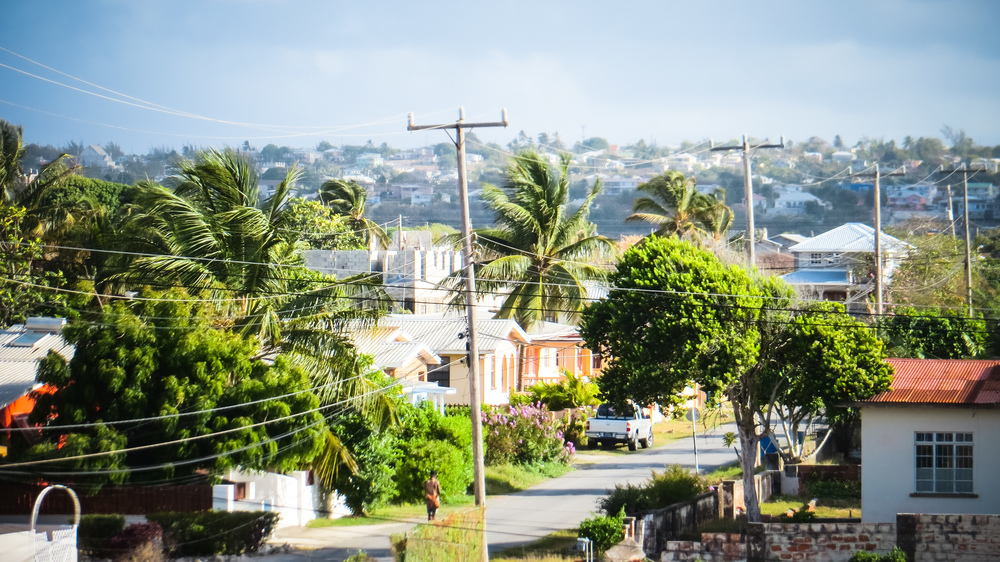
{"left": 580, "top": 237, "right": 891, "bottom": 521}
{"left": 432, "top": 142, "right": 457, "bottom": 170}
{"left": 877, "top": 307, "right": 985, "bottom": 359}
{"left": 24, "top": 296, "right": 325, "bottom": 489}
{"left": 285, "top": 198, "right": 365, "bottom": 251}
{"left": 319, "top": 179, "right": 390, "bottom": 249}
{"left": 102, "top": 142, "right": 124, "bottom": 159}
{"left": 769, "top": 302, "right": 893, "bottom": 461}
{"left": 1, "top": 120, "right": 77, "bottom": 234}
{"left": 458, "top": 150, "right": 616, "bottom": 329}
{"left": 0, "top": 205, "right": 69, "bottom": 327}
{"left": 329, "top": 411, "right": 400, "bottom": 515}
{"left": 316, "top": 140, "right": 334, "bottom": 152}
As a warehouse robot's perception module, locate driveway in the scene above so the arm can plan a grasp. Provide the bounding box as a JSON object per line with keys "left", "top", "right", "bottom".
{"left": 270, "top": 420, "right": 739, "bottom": 560}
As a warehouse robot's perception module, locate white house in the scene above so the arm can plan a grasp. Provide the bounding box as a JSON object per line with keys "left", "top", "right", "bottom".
{"left": 858, "top": 358, "right": 1000, "bottom": 523}
{"left": 782, "top": 223, "right": 911, "bottom": 303}
{"left": 770, "top": 189, "right": 824, "bottom": 215}
{"left": 79, "top": 145, "right": 114, "bottom": 168}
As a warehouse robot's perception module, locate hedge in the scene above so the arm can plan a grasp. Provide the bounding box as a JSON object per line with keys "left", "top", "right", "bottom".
{"left": 145, "top": 511, "right": 279, "bottom": 556}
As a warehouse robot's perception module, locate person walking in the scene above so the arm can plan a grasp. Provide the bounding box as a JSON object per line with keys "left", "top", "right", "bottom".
{"left": 423, "top": 470, "right": 441, "bottom": 521}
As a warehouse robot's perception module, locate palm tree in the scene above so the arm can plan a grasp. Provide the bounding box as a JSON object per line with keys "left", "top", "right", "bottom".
{"left": 699, "top": 189, "right": 735, "bottom": 244}
{"left": 626, "top": 171, "right": 712, "bottom": 239}
{"left": 458, "top": 150, "right": 616, "bottom": 330}
{"left": 1, "top": 119, "right": 78, "bottom": 237}
{"left": 319, "top": 179, "right": 390, "bottom": 249}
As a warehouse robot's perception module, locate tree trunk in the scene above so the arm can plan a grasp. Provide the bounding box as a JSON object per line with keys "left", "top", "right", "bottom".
{"left": 738, "top": 429, "right": 762, "bottom": 523}
{"left": 516, "top": 344, "right": 526, "bottom": 392}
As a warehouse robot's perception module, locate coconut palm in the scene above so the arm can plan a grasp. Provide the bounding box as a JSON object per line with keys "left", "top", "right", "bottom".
{"left": 1, "top": 119, "right": 79, "bottom": 237}
{"left": 700, "top": 189, "right": 735, "bottom": 244}
{"left": 319, "top": 179, "right": 390, "bottom": 249}
{"left": 626, "top": 171, "right": 712, "bottom": 239}
{"left": 456, "top": 150, "right": 616, "bottom": 329}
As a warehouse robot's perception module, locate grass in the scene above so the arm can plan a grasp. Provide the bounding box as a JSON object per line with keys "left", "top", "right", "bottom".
{"left": 307, "top": 498, "right": 474, "bottom": 528}
{"left": 485, "top": 461, "right": 574, "bottom": 495}
{"left": 307, "top": 461, "right": 573, "bottom": 528}
{"left": 492, "top": 529, "right": 580, "bottom": 562}
{"left": 761, "top": 494, "right": 861, "bottom": 519}
{"left": 704, "top": 461, "right": 742, "bottom": 484}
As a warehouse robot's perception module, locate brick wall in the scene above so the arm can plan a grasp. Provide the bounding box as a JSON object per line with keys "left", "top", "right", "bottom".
{"left": 899, "top": 514, "right": 1000, "bottom": 562}
{"left": 756, "top": 521, "right": 896, "bottom": 562}
{"left": 661, "top": 533, "right": 746, "bottom": 562}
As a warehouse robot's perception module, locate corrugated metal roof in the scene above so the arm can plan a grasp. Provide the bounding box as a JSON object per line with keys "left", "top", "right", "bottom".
{"left": 781, "top": 268, "right": 851, "bottom": 285}
{"left": 863, "top": 359, "right": 1000, "bottom": 406}
{"left": 382, "top": 315, "right": 529, "bottom": 354}
{"left": 788, "top": 223, "right": 912, "bottom": 253}
{"left": 0, "top": 324, "right": 74, "bottom": 409}
{"left": 356, "top": 340, "right": 440, "bottom": 370}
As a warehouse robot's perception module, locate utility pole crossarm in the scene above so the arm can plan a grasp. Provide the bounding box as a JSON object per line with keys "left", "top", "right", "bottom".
{"left": 407, "top": 109, "right": 509, "bottom": 132}
{"left": 707, "top": 135, "right": 785, "bottom": 269}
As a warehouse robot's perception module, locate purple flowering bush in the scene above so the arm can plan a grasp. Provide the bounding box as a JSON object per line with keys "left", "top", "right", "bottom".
{"left": 483, "top": 402, "right": 575, "bottom": 466}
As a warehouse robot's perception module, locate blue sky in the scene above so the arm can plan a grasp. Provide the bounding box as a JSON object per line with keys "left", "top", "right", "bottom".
{"left": 2, "top": 0, "right": 999, "bottom": 153}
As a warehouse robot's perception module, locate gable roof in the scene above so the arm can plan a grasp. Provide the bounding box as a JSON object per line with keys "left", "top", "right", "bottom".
{"left": 788, "top": 223, "right": 911, "bottom": 254}
{"left": 0, "top": 321, "right": 74, "bottom": 409}
{"left": 861, "top": 359, "right": 1000, "bottom": 407}
{"left": 381, "top": 314, "right": 529, "bottom": 355}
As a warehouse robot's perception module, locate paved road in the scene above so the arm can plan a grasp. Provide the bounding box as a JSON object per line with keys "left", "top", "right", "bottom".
{"left": 270, "top": 421, "right": 740, "bottom": 561}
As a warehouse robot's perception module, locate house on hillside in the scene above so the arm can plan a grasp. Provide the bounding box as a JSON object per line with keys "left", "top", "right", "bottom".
{"left": 352, "top": 326, "right": 454, "bottom": 413}
{"left": 79, "top": 145, "right": 114, "bottom": 168}
{"left": 857, "top": 358, "right": 1000, "bottom": 523}
{"left": 781, "top": 222, "right": 912, "bottom": 304}
{"left": 378, "top": 314, "right": 530, "bottom": 405}
{"left": 0, "top": 319, "right": 73, "bottom": 457}
{"left": 769, "top": 188, "right": 825, "bottom": 215}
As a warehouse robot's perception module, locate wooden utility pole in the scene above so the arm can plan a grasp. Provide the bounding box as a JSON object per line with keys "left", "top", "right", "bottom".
{"left": 710, "top": 135, "right": 785, "bottom": 268}
{"left": 938, "top": 166, "right": 980, "bottom": 318}
{"left": 946, "top": 184, "right": 956, "bottom": 238}
{"left": 848, "top": 165, "right": 905, "bottom": 316}
{"left": 407, "top": 108, "right": 507, "bottom": 545}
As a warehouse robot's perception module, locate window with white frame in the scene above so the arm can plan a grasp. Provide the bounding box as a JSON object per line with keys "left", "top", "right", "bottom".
{"left": 915, "top": 432, "right": 973, "bottom": 493}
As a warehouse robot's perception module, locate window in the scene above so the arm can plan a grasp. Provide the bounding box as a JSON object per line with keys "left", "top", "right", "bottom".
{"left": 427, "top": 358, "right": 450, "bottom": 388}
{"left": 915, "top": 432, "right": 973, "bottom": 493}
{"left": 810, "top": 253, "right": 823, "bottom": 265}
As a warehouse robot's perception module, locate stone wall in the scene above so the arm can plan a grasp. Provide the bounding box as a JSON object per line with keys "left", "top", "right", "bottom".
{"left": 660, "top": 533, "right": 745, "bottom": 562}
{"left": 749, "top": 521, "right": 896, "bottom": 562}
{"left": 898, "top": 514, "right": 1000, "bottom": 562}
{"left": 642, "top": 491, "right": 720, "bottom": 555}
{"left": 722, "top": 470, "right": 780, "bottom": 518}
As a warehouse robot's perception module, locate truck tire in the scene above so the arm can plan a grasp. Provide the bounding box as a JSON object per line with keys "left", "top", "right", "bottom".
{"left": 640, "top": 429, "right": 653, "bottom": 449}
{"left": 588, "top": 439, "right": 598, "bottom": 450}
{"left": 627, "top": 433, "right": 638, "bottom": 451}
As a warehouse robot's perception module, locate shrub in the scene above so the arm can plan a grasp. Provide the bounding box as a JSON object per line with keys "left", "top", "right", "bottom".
{"left": 394, "top": 402, "right": 474, "bottom": 504}
{"left": 79, "top": 514, "right": 126, "bottom": 557}
{"left": 146, "top": 511, "right": 278, "bottom": 557}
{"left": 849, "top": 547, "right": 907, "bottom": 562}
{"left": 526, "top": 371, "right": 600, "bottom": 410}
{"left": 558, "top": 409, "right": 588, "bottom": 449}
{"left": 482, "top": 402, "right": 573, "bottom": 466}
{"left": 109, "top": 522, "right": 163, "bottom": 560}
{"left": 579, "top": 508, "right": 625, "bottom": 553}
{"left": 646, "top": 465, "right": 709, "bottom": 507}
{"left": 807, "top": 478, "right": 861, "bottom": 500}
{"left": 598, "top": 465, "right": 707, "bottom": 516}
{"left": 332, "top": 413, "right": 400, "bottom": 515}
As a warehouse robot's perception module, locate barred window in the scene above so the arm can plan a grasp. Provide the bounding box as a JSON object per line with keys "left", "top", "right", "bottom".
{"left": 915, "top": 432, "right": 973, "bottom": 493}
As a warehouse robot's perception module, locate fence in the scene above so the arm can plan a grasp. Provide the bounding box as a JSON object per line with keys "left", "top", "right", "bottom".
{"left": 721, "top": 470, "right": 780, "bottom": 518}
{"left": 0, "top": 484, "right": 212, "bottom": 515}
{"left": 641, "top": 490, "right": 720, "bottom": 554}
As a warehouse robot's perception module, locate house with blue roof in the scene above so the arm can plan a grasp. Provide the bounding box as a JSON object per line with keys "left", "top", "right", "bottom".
{"left": 780, "top": 222, "right": 912, "bottom": 305}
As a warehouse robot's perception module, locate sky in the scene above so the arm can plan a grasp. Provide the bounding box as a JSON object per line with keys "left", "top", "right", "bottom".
{"left": 2, "top": 0, "right": 999, "bottom": 154}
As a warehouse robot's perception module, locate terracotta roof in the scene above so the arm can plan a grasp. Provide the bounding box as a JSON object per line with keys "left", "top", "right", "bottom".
{"left": 862, "top": 359, "right": 1000, "bottom": 407}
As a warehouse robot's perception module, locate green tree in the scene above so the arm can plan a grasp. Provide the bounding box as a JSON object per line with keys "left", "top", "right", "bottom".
{"left": 319, "top": 179, "right": 390, "bottom": 249}
{"left": 285, "top": 197, "right": 365, "bottom": 251}
{"left": 1, "top": 120, "right": 78, "bottom": 236}
{"left": 580, "top": 237, "right": 891, "bottom": 521}
{"left": 877, "top": 307, "right": 985, "bottom": 359}
{"left": 460, "top": 150, "right": 616, "bottom": 329}
{"left": 0, "top": 205, "right": 69, "bottom": 327}
{"left": 24, "top": 296, "right": 325, "bottom": 488}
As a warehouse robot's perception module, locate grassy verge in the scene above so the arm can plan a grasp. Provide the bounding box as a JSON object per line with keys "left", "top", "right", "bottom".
{"left": 492, "top": 529, "right": 579, "bottom": 562}
{"left": 307, "top": 499, "right": 474, "bottom": 528}
{"left": 308, "top": 461, "right": 573, "bottom": 528}
{"left": 485, "top": 461, "right": 574, "bottom": 495}
{"left": 761, "top": 494, "right": 860, "bottom": 519}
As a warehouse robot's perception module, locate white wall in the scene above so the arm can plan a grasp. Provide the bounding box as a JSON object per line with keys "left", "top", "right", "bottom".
{"left": 861, "top": 407, "right": 1000, "bottom": 523}
{"left": 214, "top": 470, "right": 345, "bottom": 528}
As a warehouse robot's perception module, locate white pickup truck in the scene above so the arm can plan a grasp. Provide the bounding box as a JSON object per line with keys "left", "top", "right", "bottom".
{"left": 585, "top": 403, "right": 653, "bottom": 451}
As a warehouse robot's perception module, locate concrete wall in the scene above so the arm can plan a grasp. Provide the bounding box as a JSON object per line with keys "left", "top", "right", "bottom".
{"left": 861, "top": 407, "right": 1000, "bottom": 523}
{"left": 214, "top": 470, "right": 331, "bottom": 528}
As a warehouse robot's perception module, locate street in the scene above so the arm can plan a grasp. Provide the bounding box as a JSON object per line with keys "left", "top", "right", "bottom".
{"left": 270, "top": 420, "right": 739, "bottom": 560}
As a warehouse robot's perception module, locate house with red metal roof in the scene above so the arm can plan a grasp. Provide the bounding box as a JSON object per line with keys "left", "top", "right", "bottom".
{"left": 857, "top": 358, "right": 1000, "bottom": 523}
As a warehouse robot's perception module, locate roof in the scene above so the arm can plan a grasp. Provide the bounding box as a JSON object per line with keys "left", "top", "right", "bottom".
{"left": 382, "top": 314, "right": 529, "bottom": 354}
{"left": 0, "top": 322, "right": 74, "bottom": 409}
{"left": 861, "top": 359, "right": 1000, "bottom": 407}
{"left": 526, "top": 321, "right": 581, "bottom": 342}
{"left": 788, "top": 223, "right": 911, "bottom": 254}
{"left": 356, "top": 340, "right": 440, "bottom": 370}
{"left": 772, "top": 233, "right": 808, "bottom": 245}
{"left": 781, "top": 268, "right": 851, "bottom": 285}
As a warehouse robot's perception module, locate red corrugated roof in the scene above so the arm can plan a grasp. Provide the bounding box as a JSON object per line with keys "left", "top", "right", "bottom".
{"left": 864, "top": 359, "right": 1000, "bottom": 406}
